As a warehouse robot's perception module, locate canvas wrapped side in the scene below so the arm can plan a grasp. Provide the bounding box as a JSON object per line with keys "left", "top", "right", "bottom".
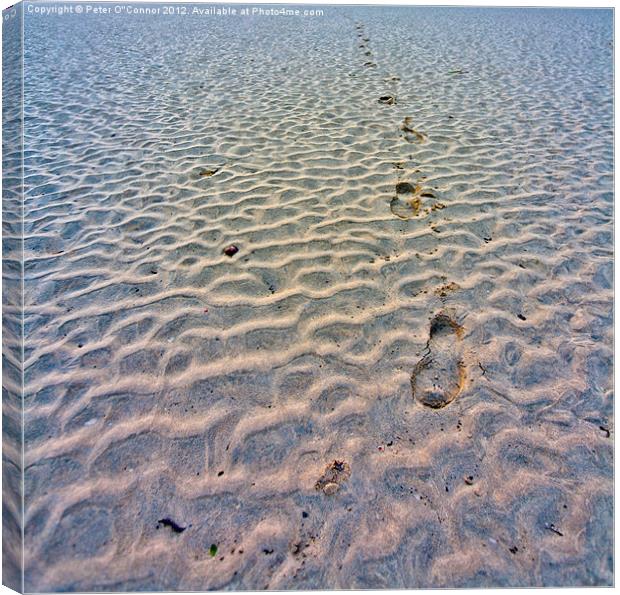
{"left": 3, "top": 3, "right": 24, "bottom": 593}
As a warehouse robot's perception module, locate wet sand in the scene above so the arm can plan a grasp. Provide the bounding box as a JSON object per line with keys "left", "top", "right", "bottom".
{"left": 20, "top": 6, "right": 612, "bottom": 590}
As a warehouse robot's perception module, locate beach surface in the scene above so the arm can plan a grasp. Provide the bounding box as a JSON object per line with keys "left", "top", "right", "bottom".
{"left": 21, "top": 5, "right": 613, "bottom": 590}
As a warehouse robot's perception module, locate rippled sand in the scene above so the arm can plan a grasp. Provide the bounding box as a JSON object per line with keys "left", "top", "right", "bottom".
{"left": 17, "top": 6, "right": 612, "bottom": 590}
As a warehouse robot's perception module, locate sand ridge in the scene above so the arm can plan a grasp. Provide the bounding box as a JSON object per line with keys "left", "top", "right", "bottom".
{"left": 19, "top": 6, "right": 613, "bottom": 590}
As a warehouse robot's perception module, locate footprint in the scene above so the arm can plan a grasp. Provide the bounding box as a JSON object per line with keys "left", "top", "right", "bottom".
{"left": 378, "top": 94, "right": 397, "bottom": 105}
{"left": 390, "top": 180, "right": 441, "bottom": 220}
{"left": 401, "top": 117, "right": 427, "bottom": 143}
{"left": 389, "top": 182, "right": 421, "bottom": 219}
{"left": 410, "top": 313, "right": 466, "bottom": 408}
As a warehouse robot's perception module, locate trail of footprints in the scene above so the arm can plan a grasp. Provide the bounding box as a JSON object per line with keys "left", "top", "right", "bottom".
{"left": 355, "top": 21, "right": 465, "bottom": 410}
{"left": 356, "top": 23, "right": 376, "bottom": 69}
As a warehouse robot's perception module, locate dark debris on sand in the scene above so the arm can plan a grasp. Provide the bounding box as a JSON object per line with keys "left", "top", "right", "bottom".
{"left": 157, "top": 518, "right": 186, "bottom": 533}
{"left": 315, "top": 460, "right": 351, "bottom": 495}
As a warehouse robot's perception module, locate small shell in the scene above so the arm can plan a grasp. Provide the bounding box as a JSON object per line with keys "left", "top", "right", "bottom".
{"left": 323, "top": 482, "right": 339, "bottom": 496}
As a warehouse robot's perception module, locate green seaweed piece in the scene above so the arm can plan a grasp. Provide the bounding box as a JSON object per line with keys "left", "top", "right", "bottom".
{"left": 209, "top": 544, "right": 218, "bottom": 557}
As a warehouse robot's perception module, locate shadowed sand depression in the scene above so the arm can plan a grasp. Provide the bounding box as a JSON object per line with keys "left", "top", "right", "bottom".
{"left": 20, "top": 6, "right": 612, "bottom": 590}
